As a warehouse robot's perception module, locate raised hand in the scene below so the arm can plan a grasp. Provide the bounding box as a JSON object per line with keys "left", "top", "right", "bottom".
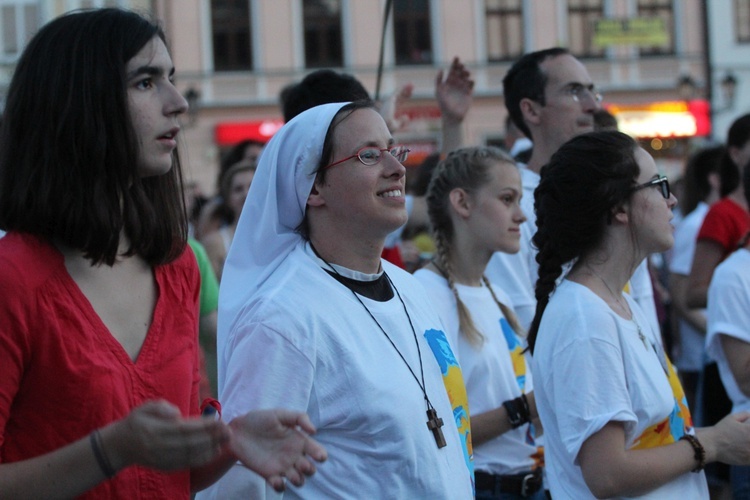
{"left": 435, "top": 57, "right": 474, "bottom": 125}
{"left": 228, "top": 409, "right": 328, "bottom": 492}
{"left": 379, "top": 82, "right": 414, "bottom": 132}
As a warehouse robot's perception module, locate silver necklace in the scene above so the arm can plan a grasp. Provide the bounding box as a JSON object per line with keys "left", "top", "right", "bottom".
{"left": 586, "top": 267, "right": 669, "bottom": 374}
{"left": 586, "top": 266, "right": 648, "bottom": 349}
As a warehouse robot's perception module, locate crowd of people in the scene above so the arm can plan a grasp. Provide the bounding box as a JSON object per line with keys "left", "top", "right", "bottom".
{"left": 3, "top": 6, "right": 750, "bottom": 500}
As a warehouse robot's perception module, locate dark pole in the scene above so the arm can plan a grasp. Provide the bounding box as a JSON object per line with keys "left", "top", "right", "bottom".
{"left": 701, "top": 0, "right": 715, "bottom": 139}
{"left": 374, "top": 0, "right": 394, "bottom": 102}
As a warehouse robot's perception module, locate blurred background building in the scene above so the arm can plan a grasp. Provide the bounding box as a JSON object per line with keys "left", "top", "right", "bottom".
{"left": 1, "top": 0, "right": 748, "bottom": 191}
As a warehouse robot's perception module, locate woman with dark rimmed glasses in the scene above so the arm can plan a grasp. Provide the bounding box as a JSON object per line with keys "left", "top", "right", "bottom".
{"left": 527, "top": 130, "right": 750, "bottom": 499}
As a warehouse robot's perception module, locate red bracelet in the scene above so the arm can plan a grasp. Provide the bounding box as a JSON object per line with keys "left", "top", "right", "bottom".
{"left": 200, "top": 398, "right": 222, "bottom": 419}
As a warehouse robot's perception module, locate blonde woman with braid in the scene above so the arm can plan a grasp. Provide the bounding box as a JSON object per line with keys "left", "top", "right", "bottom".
{"left": 414, "top": 146, "right": 544, "bottom": 500}
{"left": 529, "top": 131, "right": 750, "bottom": 499}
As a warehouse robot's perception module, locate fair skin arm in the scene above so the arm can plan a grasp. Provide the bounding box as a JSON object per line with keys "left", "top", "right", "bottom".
{"left": 470, "top": 392, "right": 540, "bottom": 446}
{"left": 578, "top": 415, "right": 750, "bottom": 498}
{"left": 436, "top": 57, "right": 474, "bottom": 155}
{"left": 720, "top": 335, "right": 750, "bottom": 396}
{"left": 0, "top": 402, "right": 326, "bottom": 498}
{"left": 686, "top": 240, "right": 725, "bottom": 309}
{"left": 669, "top": 273, "right": 707, "bottom": 333}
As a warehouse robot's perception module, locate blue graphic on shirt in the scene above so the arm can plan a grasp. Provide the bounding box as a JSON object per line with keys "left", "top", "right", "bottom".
{"left": 424, "top": 328, "right": 475, "bottom": 485}
{"left": 500, "top": 318, "right": 526, "bottom": 391}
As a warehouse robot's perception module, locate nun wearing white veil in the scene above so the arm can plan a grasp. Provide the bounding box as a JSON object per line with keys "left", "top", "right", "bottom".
{"left": 206, "top": 101, "right": 474, "bottom": 498}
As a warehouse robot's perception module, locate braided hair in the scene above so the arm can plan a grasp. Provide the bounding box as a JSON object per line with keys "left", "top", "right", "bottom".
{"left": 426, "top": 146, "right": 524, "bottom": 346}
{"left": 528, "top": 131, "right": 640, "bottom": 353}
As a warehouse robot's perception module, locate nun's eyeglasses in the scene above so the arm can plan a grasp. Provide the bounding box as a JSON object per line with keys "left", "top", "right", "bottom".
{"left": 323, "top": 145, "right": 410, "bottom": 170}
{"left": 632, "top": 176, "right": 670, "bottom": 199}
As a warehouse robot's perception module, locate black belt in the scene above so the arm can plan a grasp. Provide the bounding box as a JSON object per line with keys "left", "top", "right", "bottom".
{"left": 475, "top": 468, "right": 543, "bottom": 497}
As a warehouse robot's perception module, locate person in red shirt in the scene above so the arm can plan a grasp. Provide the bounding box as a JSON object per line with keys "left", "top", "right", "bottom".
{"left": 0, "top": 8, "right": 325, "bottom": 499}
{"left": 687, "top": 114, "right": 750, "bottom": 308}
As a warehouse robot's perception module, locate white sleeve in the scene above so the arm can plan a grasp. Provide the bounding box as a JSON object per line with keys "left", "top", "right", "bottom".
{"left": 220, "top": 321, "right": 315, "bottom": 418}
{"left": 546, "top": 317, "right": 638, "bottom": 464}
{"left": 707, "top": 260, "right": 750, "bottom": 355}
{"left": 209, "top": 320, "right": 315, "bottom": 497}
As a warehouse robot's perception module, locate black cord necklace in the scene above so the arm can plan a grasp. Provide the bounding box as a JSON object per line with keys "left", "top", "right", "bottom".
{"left": 311, "top": 244, "right": 446, "bottom": 448}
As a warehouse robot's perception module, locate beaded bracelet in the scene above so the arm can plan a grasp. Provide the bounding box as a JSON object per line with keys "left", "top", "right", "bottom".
{"left": 90, "top": 429, "right": 117, "bottom": 479}
{"left": 679, "top": 434, "right": 706, "bottom": 473}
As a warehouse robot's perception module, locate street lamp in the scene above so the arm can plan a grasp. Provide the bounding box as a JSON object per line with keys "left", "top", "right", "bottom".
{"left": 184, "top": 87, "right": 201, "bottom": 126}
{"left": 719, "top": 72, "right": 738, "bottom": 110}
{"left": 677, "top": 74, "right": 697, "bottom": 100}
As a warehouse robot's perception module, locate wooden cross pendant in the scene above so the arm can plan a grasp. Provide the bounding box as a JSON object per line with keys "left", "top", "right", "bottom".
{"left": 426, "top": 408, "right": 446, "bottom": 448}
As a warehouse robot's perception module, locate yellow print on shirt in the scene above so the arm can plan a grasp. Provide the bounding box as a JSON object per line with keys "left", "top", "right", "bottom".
{"left": 424, "top": 329, "right": 474, "bottom": 481}
{"left": 632, "top": 356, "right": 694, "bottom": 450}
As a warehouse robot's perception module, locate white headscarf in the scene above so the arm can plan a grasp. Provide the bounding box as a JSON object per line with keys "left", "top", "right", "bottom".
{"left": 218, "top": 102, "right": 350, "bottom": 340}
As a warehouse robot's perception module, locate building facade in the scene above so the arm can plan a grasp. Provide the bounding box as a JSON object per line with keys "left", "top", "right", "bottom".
{"left": 0, "top": 0, "right": 737, "bottom": 191}
{"left": 706, "top": 0, "right": 750, "bottom": 142}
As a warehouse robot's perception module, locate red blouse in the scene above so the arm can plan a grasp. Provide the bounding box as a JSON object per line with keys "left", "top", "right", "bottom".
{"left": 697, "top": 197, "right": 750, "bottom": 259}
{"left": 0, "top": 233, "right": 201, "bottom": 499}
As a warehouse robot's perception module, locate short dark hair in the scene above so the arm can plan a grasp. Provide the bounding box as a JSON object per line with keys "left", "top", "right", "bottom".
{"left": 280, "top": 69, "right": 370, "bottom": 123}
{"left": 682, "top": 145, "right": 724, "bottom": 215}
{"left": 296, "top": 99, "right": 377, "bottom": 239}
{"left": 528, "top": 131, "right": 639, "bottom": 352}
{"left": 0, "top": 8, "right": 187, "bottom": 266}
{"left": 217, "top": 139, "right": 265, "bottom": 191}
{"left": 503, "top": 47, "right": 570, "bottom": 140}
{"left": 593, "top": 109, "right": 619, "bottom": 131}
{"left": 720, "top": 113, "right": 750, "bottom": 197}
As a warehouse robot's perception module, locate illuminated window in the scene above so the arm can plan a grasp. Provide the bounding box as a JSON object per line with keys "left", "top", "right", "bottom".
{"left": 485, "top": 0, "right": 524, "bottom": 62}
{"left": 568, "top": 0, "right": 605, "bottom": 58}
{"left": 211, "top": 0, "right": 252, "bottom": 71}
{"left": 304, "top": 0, "right": 343, "bottom": 68}
{"left": 637, "top": 0, "right": 674, "bottom": 55}
{"left": 394, "top": 0, "right": 432, "bottom": 65}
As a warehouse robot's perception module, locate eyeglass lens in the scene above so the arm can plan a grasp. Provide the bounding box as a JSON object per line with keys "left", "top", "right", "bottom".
{"left": 659, "top": 178, "right": 670, "bottom": 199}
{"left": 358, "top": 147, "right": 409, "bottom": 165}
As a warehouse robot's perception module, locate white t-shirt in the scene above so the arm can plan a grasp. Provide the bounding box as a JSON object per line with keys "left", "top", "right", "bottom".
{"left": 205, "top": 242, "right": 474, "bottom": 499}
{"left": 484, "top": 166, "right": 660, "bottom": 336}
{"left": 706, "top": 248, "right": 750, "bottom": 413}
{"left": 533, "top": 279, "right": 707, "bottom": 499}
{"left": 670, "top": 202, "right": 710, "bottom": 372}
{"left": 414, "top": 269, "right": 541, "bottom": 475}
{"left": 485, "top": 166, "right": 539, "bottom": 330}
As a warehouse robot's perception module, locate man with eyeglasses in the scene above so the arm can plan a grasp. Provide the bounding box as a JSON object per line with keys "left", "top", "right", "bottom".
{"left": 484, "top": 48, "right": 601, "bottom": 331}
{"left": 485, "top": 48, "right": 660, "bottom": 339}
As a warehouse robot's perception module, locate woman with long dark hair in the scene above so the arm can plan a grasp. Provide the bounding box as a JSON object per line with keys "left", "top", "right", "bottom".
{"left": 529, "top": 131, "right": 750, "bottom": 498}
{"left": 0, "top": 9, "right": 324, "bottom": 498}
